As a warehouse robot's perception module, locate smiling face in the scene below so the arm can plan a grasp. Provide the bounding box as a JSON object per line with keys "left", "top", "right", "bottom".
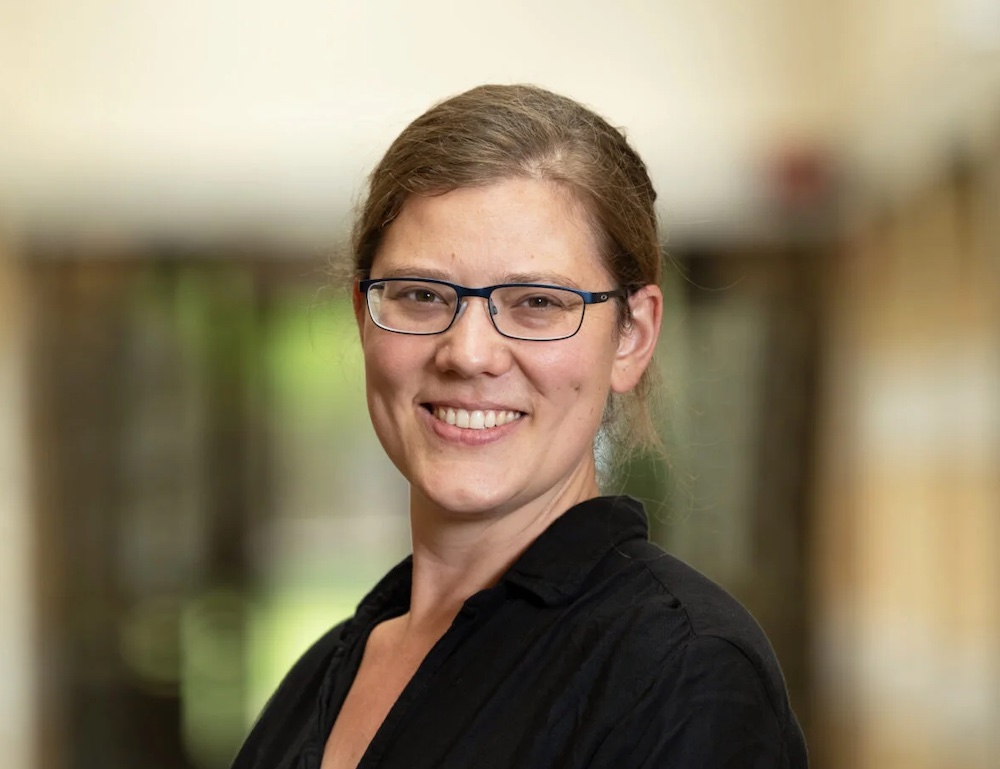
{"left": 356, "top": 177, "right": 656, "bottom": 522}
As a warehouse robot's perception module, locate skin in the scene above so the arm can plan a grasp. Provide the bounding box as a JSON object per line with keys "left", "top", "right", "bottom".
{"left": 324, "top": 177, "right": 662, "bottom": 769}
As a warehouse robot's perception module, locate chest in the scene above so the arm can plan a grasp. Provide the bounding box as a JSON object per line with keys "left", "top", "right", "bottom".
{"left": 320, "top": 629, "right": 436, "bottom": 769}
{"left": 240, "top": 571, "right": 669, "bottom": 769}
{"left": 317, "top": 600, "right": 645, "bottom": 769}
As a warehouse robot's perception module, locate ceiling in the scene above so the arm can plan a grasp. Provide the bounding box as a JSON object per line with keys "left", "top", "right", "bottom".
{"left": 1, "top": 0, "right": 995, "bottom": 248}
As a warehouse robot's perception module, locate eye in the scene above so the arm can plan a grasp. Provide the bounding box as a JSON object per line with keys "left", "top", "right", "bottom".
{"left": 403, "top": 288, "right": 443, "bottom": 303}
{"left": 526, "top": 295, "right": 560, "bottom": 309}
{"left": 384, "top": 282, "right": 449, "bottom": 304}
{"left": 511, "top": 291, "right": 571, "bottom": 311}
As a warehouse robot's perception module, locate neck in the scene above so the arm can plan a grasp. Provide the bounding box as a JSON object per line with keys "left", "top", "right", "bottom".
{"left": 401, "top": 463, "right": 600, "bottom": 634}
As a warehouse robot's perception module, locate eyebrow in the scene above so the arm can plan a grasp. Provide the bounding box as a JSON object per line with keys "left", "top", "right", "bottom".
{"left": 504, "top": 271, "right": 584, "bottom": 289}
{"left": 376, "top": 265, "right": 453, "bottom": 281}
{"left": 374, "top": 265, "right": 585, "bottom": 289}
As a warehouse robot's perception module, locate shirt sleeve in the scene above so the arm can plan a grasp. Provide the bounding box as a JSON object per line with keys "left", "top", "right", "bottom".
{"left": 587, "top": 635, "right": 804, "bottom": 769}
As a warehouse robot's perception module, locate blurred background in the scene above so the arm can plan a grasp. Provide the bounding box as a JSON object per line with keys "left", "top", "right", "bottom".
{"left": 1, "top": 1, "right": 998, "bottom": 768}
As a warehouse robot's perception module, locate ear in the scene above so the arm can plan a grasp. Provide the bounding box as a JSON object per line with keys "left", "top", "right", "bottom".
{"left": 610, "top": 284, "right": 663, "bottom": 394}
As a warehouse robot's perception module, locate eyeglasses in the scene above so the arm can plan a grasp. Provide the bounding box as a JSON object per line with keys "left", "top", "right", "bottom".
{"left": 358, "top": 277, "right": 627, "bottom": 341}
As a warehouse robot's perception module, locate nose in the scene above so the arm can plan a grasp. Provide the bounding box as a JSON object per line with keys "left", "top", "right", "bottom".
{"left": 433, "top": 296, "right": 512, "bottom": 377}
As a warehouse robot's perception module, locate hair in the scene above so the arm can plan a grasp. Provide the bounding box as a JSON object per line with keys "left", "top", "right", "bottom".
{"left": 350, "top": 83, "right": 664, "bottom": 463}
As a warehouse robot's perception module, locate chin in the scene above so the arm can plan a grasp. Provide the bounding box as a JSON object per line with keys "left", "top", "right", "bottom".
{"left": 413, "top": 471, "right": 525, "bottom": 519}
{"left": 427, "top": 487, "right": 515, "bottom": 518}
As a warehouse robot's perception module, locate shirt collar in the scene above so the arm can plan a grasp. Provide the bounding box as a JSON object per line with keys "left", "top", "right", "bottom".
{"left": 351, "top": 495, "right": 649, "bottom": 621}
{"left": 500, "top": 495, "right": 649, "bottom": 606}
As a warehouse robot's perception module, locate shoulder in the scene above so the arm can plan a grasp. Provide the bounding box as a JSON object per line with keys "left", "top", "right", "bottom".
{"left": 581, "top": 540, "right": 806, "bottom": 762}
{"left": 233, "top": 620, "right": 350, "bottom": 767}
{"left": 630, "top": 542, "right": 790, "bottom": 705}
{"left": 589, "top": 630, "right": 808, "bottom": 767}
{"left": 277, "top": 619, "right": 351, "bottom": 687}
{"left": 592, "top": 541, "right": 804, "bottom": 732}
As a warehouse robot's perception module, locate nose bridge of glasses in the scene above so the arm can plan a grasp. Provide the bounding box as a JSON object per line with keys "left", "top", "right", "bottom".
{"left": 454, "top": 293, "right": 499, "bottom": 328}
{"left": 454, "top": 285, "right": 500, "bottom": 321}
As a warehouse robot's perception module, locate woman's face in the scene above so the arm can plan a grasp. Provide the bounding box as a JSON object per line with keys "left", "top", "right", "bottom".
{"left": 356, "top": 177, "right": 655, "bottom": 519}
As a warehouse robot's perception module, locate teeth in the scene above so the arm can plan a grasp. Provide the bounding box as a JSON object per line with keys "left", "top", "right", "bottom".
{"left": 433, "top": 406, "right": 523, "bottom": 430}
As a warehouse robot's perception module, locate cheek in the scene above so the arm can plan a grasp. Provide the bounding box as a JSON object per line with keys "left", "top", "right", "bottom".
{"left": 363, "top": 336, "right": 423, "bottom": 403}
{"left": 528, "top": 342, "right": 613, "bottom": 414}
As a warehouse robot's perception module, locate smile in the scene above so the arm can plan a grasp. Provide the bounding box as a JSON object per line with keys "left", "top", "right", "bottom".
{"left": 432, "top": 406, "right": 524, "bottom": 430}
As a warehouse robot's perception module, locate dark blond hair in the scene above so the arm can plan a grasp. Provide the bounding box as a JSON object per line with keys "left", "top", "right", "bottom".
{"left": 352, "top": 83, "right": 663, "bottom": 458}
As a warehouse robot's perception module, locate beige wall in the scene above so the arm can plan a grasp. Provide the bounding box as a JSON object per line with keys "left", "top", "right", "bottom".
{"left": 0, "top": 232, "right": 37, "bottom": 767}
{"left": 813, "top": 147, "right": 1000, "bottom": 768}
{"left": 839, "top": 0, "right": 1000, "bottom": 206}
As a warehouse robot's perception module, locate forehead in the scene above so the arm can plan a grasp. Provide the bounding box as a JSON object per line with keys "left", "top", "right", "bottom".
{"left": 373, "top": 178, "right": 610, "bottom": 286}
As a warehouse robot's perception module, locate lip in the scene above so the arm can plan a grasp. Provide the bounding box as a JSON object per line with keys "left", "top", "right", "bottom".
{"left": 418, "top": 402, "right": 526, "bottom": 446}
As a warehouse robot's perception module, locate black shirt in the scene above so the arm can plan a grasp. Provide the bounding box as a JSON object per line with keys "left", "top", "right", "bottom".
{"left": 232, "top": 496, "right": 808, "bottom": 768}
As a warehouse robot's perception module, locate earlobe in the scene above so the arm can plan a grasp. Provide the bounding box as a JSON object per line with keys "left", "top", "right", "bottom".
{"left": 610, "top": 284, "right": 663, "bottom": 394}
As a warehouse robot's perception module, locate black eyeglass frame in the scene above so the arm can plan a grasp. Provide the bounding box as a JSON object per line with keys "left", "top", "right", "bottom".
{"left": 357, "top": 277, "right": 629, "bottom": 341}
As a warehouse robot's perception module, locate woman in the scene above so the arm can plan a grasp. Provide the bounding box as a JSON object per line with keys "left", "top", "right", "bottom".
{"left": 233, "top": 84, "right": 808, "bottom": 769}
